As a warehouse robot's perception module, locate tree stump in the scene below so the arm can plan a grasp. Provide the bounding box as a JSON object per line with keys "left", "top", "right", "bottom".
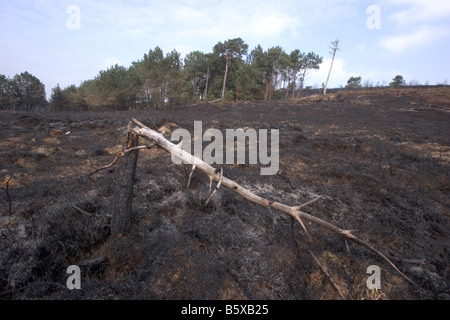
{"left": 111, "top": 126, "right": 139, "bottom": 235}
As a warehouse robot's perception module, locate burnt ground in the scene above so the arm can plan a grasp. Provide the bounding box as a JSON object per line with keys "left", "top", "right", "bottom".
{"left": 0, "top": 87, "right": 449, "bottom": 300}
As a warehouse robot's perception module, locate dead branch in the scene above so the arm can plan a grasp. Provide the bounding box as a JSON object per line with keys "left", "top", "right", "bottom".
{"left": 308, "top": 249, "right": 345, "bottom": 299}
{"left": 205, "top": 167, "right": 223, "bottom": 205}
{"left": 130, "top": 118, "right": 416, "bottom": 287}
{"left": 70, "top": 204, "right": 93, "bottom": 217}
{"left": 124, "top": 143, "right": 155, "bottom": 153}
{"left": 187, "top": 165, "right": 197, "bottom": 188}
{"left": 88, "top": 150, "right": 124, "bottom": 179}
{"left": 88, "top": 144, "right": 154, "bottom": 179}
{"left": 383, "top": 255, "right": 425, "bottom": 265}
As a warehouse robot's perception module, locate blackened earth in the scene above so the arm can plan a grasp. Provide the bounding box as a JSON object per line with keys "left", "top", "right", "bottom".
{"left": 1, "top": 87, "right": 449, "bottom": 300}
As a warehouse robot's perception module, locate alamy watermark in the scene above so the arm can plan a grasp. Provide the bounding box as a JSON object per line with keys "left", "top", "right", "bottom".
{"left": 170, "top": 121, "right": 279, "bottom": 176}
{"left": 366, "top": 265, "right": 381, "bottom": 290}
{"left": 66, "top": 5, "right": 81, "bottom": 30}
{"left": 366, "top": 5, "right": 381, "bottom": 30}
{"left": 66, "top": 265, "right": 81, "bottom": 289}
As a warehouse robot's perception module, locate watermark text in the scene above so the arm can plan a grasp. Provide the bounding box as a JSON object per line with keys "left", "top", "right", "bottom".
{"left": 366, "top": 265, "right": 381, "bottom": 290}
{"left": 367, "top": 5, "right": 381, "bottom": 30}
{"left": 171, "top": 121, "right": 279, "bottom": 175}
{"left": 66, "top": 5, "right": 81, "bottom": 30}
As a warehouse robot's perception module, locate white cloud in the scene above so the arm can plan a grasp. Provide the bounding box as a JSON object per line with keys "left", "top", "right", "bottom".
{"left": 378, "top": 0, "right": 450, "bottom": 55}
{"left": 386, "top": 0, "right": 450, "bottom": 26}
{"left": 380, "top": 25, "right": 450, "bottom": 54}
{"left": 172, "top": 5, "right": 205, "bottom": 21}
{"left": 307, "top": 58, "right": 354, "bottom": 88}
{"left": 306, "top": 58, "right": 407, "bottom": 89}
{"left": 246, "top": 11, "right": 300, "bottom": 38}
{"left": 173, "top": 1, "right": 301, "bottom": 45}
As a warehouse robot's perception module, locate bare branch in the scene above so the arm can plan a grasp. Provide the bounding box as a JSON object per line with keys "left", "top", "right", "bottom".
{"left": 206, "top": 167, "right": 223, "bottom": 205}
{"left": 297, "top": 195, "right": 322, "bottom": 209}
{"left": 208, "top": 176, "right": 213, "bottom": 194}
{"left": 187, "top": 165, "right": 197, "bottom": 188}
{"left": 308, "top": 249, "right": 345, "bottom": 299}
{"left": 70, "top": 204, "right": 92, "bottom": 217}
{"left": 88, "top": 140, "right": 153, "bottom": 179}
{"left": 88, "top": 150, "right": 124, "bottom": 179}
{"left": 124, "top": 143, "right": 155, "bottom": 153}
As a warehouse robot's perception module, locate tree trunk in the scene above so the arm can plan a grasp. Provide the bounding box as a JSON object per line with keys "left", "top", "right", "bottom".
{"left": 264, "top": 76, "right": 273, "bottom": 101}
{"left": 221, "top": 57, "right": 229, "bottom": 99}
{"left": 204, "top": 66, "right": 209, "bottom": 100}
{"left": 323, "top": 56, "right": 335, "bottom": 96}
{"left": 296, "top": 71, "right": 306, "bottom": 98}
{"left": 193, "top": 70, "right": 198, "bottom": 101}
{"left": 290, "top": 72, "right": 297, "bottom": 99}
{"left": 111, "top": 127, "right": 139, "bottom": 235}
{"left": 324, "top": 39, "right": 339, "bottom": 96}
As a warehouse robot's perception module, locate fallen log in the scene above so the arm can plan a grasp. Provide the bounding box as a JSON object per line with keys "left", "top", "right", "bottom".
{"left": 130, "top": 118, "right": 417, "bottom": 287}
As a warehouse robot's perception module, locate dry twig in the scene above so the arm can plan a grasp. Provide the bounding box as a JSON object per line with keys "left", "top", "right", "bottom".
{"left": 308, "top": 249, "right": 345, "bottom": 299}
{"left": 88, "top": 150, "right": 124, "bottom": 179}
{"left": 205, "top": 167, "right": 223, "bottom": 205}
{"left": 88, "top": 144, "right": 154, "bottom": 179}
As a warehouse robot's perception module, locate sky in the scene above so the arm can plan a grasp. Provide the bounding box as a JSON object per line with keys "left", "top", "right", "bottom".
{"left": 1, "top": 0, "right": 449, "bottom": 98}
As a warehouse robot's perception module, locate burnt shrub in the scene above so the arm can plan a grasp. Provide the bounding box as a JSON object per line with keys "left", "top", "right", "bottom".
{"left": 0, "top": 199, "right": 110, "bottom": 298}
{"left": 90, "top": 148, "right": 109, "bottom": 157}
{"left": 0, "top": 230, "right": 65, "bottom": 298}
{"left": 31, "top": 200, "right": 110, "bottom": 258}
{"left": 4, "top": 150, "right": 48, "bottom": 164}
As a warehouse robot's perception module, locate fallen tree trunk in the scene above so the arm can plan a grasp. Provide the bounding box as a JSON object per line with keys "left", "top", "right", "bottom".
{"left": 130, "top": 118, "right": 416, "bottom": 287}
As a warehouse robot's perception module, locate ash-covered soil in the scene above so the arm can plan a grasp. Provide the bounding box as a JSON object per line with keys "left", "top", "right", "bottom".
{"left": 1, "top": 88, "right": 449, "bottom": 300}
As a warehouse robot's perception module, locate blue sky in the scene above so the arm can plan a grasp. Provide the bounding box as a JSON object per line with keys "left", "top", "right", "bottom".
{"left": 1, "top": 0, "right": 449, "bottom": 97}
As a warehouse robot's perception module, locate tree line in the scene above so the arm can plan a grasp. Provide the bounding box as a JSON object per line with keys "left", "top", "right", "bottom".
{"left": 2, "top": 37, "right": 427, "bottom": 112}
{"left": 345, "top": 74, "right": 407, "bottom": 89}
{"left": 1, "top": 38, "right": 325, "bottom": 111}
{"left": 0, "top": 72, "right": 47, "bottom": 111}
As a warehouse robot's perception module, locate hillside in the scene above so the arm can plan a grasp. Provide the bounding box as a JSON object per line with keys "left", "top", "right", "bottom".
{"left": 1, "top": 87, "right": 449, "bottom": 300}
